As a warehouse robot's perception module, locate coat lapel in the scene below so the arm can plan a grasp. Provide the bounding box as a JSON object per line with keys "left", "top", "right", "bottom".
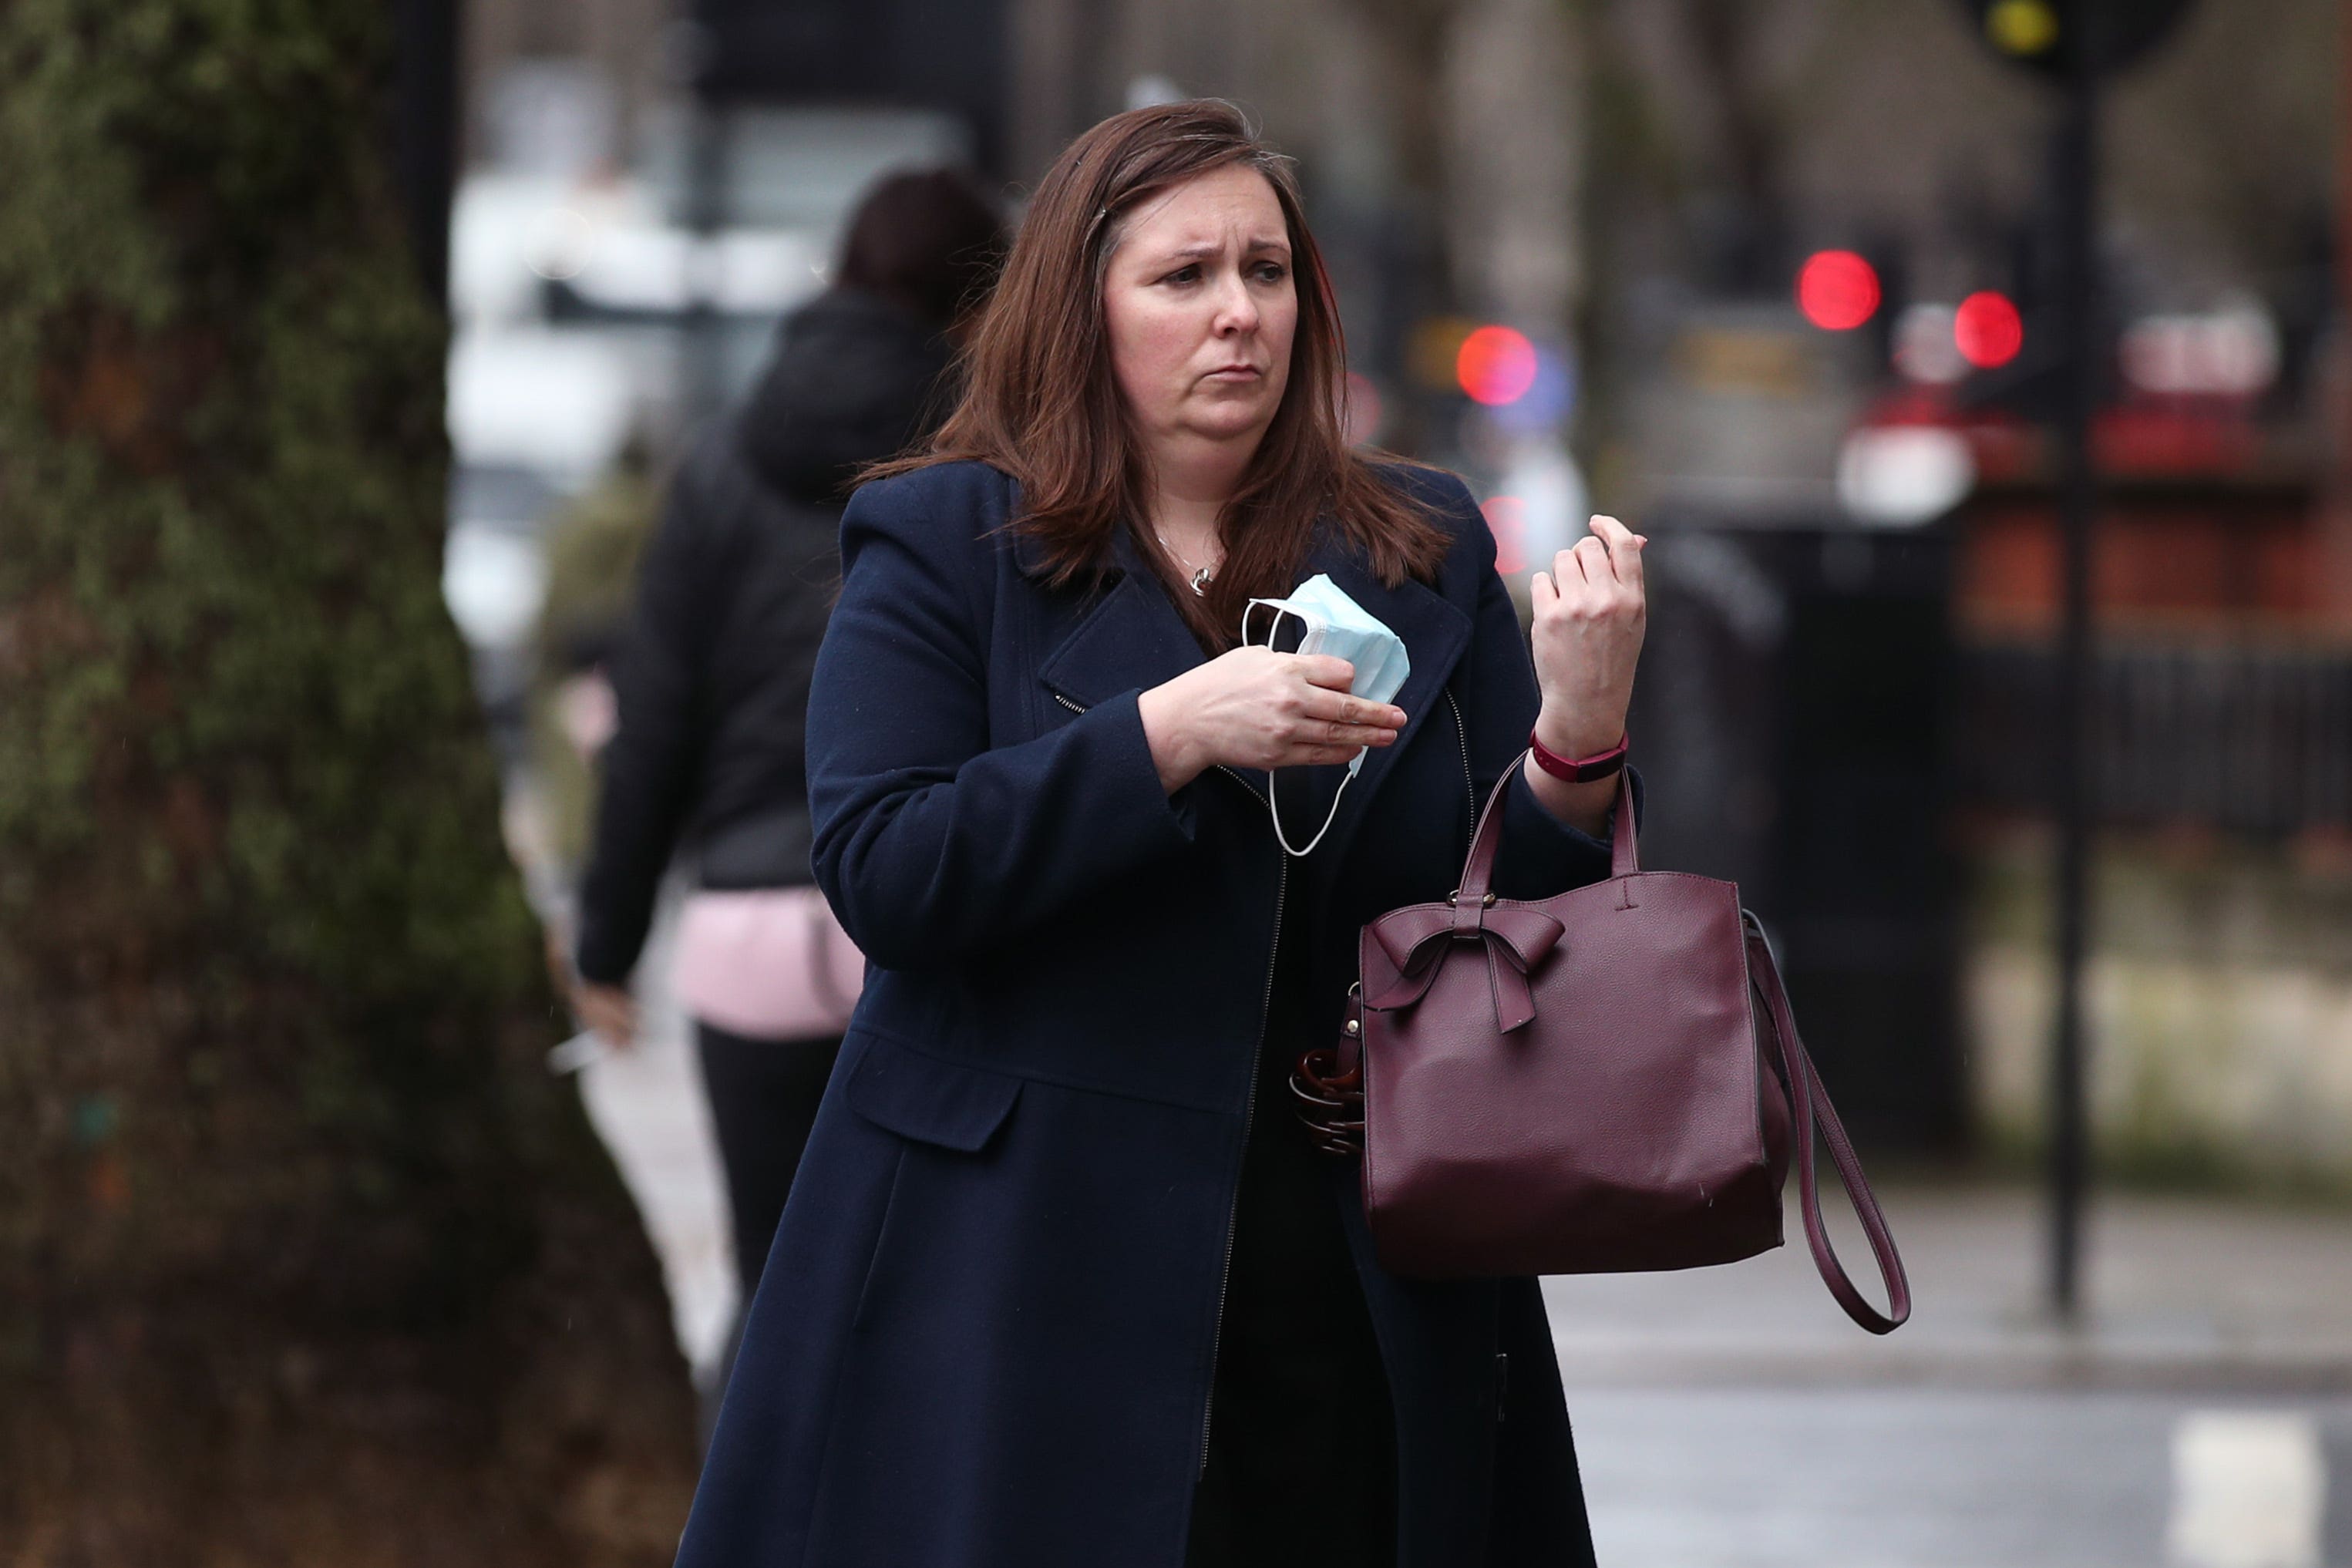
{"left": 1027, "top": 516, "right": 1475, "bottom": 829}
{"left": 1031, "top": 523, "right": 1210, "bottom": 715}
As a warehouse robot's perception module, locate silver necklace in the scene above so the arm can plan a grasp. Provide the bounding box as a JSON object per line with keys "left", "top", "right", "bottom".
{"left": 1154, "top": 530, "right": 1218, "bottom": 597}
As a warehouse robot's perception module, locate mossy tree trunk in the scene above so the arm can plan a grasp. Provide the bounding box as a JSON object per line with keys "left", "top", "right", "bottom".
{"left": 0, "top": 4, "right": 696, "bottom": 1561}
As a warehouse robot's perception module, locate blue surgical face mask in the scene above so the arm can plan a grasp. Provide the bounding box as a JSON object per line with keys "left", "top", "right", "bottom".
{"left": 1242, "top": 574, "right": 1412, "bottom": 856}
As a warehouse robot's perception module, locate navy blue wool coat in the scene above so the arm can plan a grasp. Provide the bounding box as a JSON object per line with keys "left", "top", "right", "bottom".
{"left": 675, "top": 459, "right": 1631, "bottom": 1568}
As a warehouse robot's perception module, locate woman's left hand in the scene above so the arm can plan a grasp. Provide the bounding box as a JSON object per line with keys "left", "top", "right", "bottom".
{"left": 1529, "top": 513, "right": 1646, "bottom": 759}
{"left": 571, "top": 981, "right": 639, "bottom": 1051}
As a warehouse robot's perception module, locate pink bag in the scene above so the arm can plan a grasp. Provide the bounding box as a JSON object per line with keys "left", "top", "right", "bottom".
{"left": 671, "top": 886, "right": 865, "bottom": 1041}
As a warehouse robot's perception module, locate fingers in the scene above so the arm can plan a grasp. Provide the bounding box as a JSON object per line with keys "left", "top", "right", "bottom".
{"left": 1308, "top": 724, "right": 1398, "bottom": 751}
{"left": 578, "top": 984, "right": 637, "bottom": 1045}
{"left": 1285, "top": 712, "right": 1398, "bottom": 754}
{"left": 1587, "top": 513, "right": 1646, "bottom": 590}
{"left": 1545, "top": 516, "right": 1647, "bottom": 614}
{"left": 1549, "top": 540, "right": 1604, "bottom": 587}
{"left": 1291, "top": 668, "right": 1402, "bottom": 753}
{"left": 1297, "top": 654, "right": 1358, "bottom": 691}
{"left": 1299, "top": 687, "right": 1407, "bottom": 732}
{"left": 1549, "top": 516, "right": 1644, "bottom": 591}
{"left": 580, "top": 996, "right": 635, "bottom": 1050}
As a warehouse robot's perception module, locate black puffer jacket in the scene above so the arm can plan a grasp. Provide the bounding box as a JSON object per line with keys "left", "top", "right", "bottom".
{"left": 574, "top": 289, "right": 954, "bottom": 986}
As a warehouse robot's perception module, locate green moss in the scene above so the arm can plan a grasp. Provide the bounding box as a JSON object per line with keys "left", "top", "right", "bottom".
{"left": 0, "top": 2, "right": 692, "bottom": 1555}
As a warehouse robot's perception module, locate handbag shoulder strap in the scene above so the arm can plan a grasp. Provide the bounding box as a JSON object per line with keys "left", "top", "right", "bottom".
{"left": 1743, "top": 912, "right": 1913, "bottom": 1334}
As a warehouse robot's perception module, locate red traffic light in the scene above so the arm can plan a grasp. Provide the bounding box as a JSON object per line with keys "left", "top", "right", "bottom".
{"left": 1955, "top": 291, "right": 2024, "bottom": 368}
{"left": 1455, "top": 325, "right": 1539, "bottom": 406}
{"left": 1797, "top": 251, "right": 1880, "bottom": 331}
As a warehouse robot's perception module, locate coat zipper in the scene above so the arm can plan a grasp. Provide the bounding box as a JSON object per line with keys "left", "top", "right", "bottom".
{"left": 1052, "top": 688, "right": 1284, "bottom": 1475}
{"left": 1445, "top": 688, "right": 1475, "bottom": 824}
{"left": 1200, "top": 846, "right": 1283, "bottom": 1473}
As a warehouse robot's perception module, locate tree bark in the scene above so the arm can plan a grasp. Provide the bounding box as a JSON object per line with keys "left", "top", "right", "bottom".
{"left": 0, "top": 4, "right": 698, "bottom": 1561}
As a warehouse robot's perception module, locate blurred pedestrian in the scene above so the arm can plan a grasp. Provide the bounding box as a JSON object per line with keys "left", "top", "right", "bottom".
{"left": 567, "top": 167, "right": 1004, "bottom": 1408}
{"left": 526, "top": 431, "right": 662, "bottom": 888}
{"left": 675, "top": 102, "right": 1646, "bottom": 1567}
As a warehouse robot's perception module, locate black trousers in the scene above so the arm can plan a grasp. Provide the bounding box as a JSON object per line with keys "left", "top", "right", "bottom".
{"left": 1185, "top": 1095, "right": 1398, "bottom": 1566}
{"left": 694, "top": 1020, "right": 841, "bottom": 1445}
{"left": 695, "top": 1020, "right": 842, "bottom": 1301}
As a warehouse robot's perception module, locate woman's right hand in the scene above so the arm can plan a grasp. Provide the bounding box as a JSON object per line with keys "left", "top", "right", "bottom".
{"left": 1136, "top": 646, "right": 1407, "bottom": 794}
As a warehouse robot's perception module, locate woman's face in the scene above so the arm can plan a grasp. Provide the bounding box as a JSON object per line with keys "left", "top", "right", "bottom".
{"left": 1101, "top": 163, "right": 1297, "bottom": 466}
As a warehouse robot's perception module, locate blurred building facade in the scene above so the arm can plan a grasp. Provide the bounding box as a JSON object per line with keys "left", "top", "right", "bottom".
{"left": 1570, "top": 0, "right": 2352, "bottom": 1185}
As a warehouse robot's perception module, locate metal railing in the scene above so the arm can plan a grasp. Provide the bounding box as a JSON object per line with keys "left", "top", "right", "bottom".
{"left": 1957, "top": 638, "right": 2352, "bottom": 836}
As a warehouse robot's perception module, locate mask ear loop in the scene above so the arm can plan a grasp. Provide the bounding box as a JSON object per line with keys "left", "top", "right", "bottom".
{"left": 1273, "top": 771, "right": 1354, "bottom": 858}
{"left": 1241, "top": 601, "right": 1358, "bottom": 858}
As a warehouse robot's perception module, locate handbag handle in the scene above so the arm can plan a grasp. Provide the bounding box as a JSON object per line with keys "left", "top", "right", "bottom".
{"left": 1744, "top": 911, "right": 1913, "bottom": 1334}
{"left": 1455, "top": 758, "right": 1640, "bottom": 907}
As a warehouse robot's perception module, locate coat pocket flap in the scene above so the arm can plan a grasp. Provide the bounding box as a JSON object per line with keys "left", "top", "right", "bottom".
{"left": 845, "top": 1034, "right": 1023, "bottom": 1152}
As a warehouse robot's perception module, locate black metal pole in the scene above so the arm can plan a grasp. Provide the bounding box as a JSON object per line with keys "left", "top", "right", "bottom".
{"left": 2046, "top": 44, "right": 2098, "bottom": 1323}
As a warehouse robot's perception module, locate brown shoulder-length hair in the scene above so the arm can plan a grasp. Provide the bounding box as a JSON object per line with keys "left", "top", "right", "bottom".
{"left": 866, "top": 99, "right": 1451, "bottom": 651}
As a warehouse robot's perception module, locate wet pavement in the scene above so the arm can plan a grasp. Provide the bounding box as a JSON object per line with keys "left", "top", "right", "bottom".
{"left": 1547, "top": 1184, "right": 2352, "bottom": 1566}
{"left": 1570, "top": 1385, "right": 2352, "bottom": 1568}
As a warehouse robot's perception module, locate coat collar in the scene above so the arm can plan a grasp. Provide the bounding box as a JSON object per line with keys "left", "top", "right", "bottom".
{"left": 1033, "top": 514, "right": 1472, "bottom": 823}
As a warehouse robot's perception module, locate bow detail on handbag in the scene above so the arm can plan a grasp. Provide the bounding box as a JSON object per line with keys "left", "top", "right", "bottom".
{"left": 1362, "top": 900, "right": 1565, "bottom": 1031}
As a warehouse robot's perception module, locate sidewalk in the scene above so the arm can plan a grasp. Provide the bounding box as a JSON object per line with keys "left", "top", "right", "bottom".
{"left": 1543, "top": 1183, "right": 2352, "bottom": 1391}
{"left": 567, "top": 881, "right": 739, "bottom": 1386}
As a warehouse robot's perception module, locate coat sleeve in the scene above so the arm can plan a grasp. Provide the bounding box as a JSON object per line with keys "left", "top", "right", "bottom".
{"left": 1442, "top": 474, "right": 1643, "bottom": 903}
{"left": 805, "top": 476, "right": 1200, "bottom": 972}
{"left": 573, "top": 459, "right": 717, "bottom": 986}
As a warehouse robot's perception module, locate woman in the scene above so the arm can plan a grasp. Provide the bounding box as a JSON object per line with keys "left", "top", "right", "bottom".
{"left": 568, "top": 169, "right": 1003, "bottom": 1398}
{"left": 679, "top": 103, "right": 1646, "bottom": 1567}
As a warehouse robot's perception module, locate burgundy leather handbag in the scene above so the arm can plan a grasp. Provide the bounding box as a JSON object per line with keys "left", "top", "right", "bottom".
{"left": 1293, "top": 760, "right": 1911, "bottom": 1334}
